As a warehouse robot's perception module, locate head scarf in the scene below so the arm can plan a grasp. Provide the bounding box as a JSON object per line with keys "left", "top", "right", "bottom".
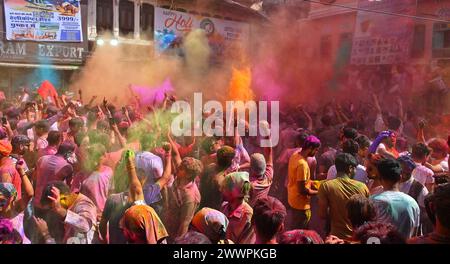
{"left": 191, "top": 207, "right": 229, "bottom": 242}
{"left": 0, "top": 218, "right": 22, "bottom": 244}
{"left": 0, "top": 183, "right": 17, "bottom": 201}
{"left": 0, "top": 139, "right": 12, "bottom": 157}
{"left": 279, "top": 229, "right": 324, "bottom": 244}
{"left": 250, "top": 153, "right": 266, "bottom": 176}
{"left": 120, "top": 205, "right": 168, "bottom": 244}
{"left": 397, "top": 155, "right": 416, "bottom": 171}
{"left": 221, "top": 172, "right": 250, "bottom": 199}
{"left": 135, "top": 152, "right": 164, "bottom": 183}
{"left": 302, "top": 135, "right": 321, "bottom": 149}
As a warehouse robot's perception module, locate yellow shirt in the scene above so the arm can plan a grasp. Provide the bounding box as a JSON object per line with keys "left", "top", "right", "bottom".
{"left": 288, "top": 152, "right": 311, "bottom": 210}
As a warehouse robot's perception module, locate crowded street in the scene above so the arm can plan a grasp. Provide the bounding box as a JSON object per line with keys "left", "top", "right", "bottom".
{"left": 0, "top": 0, "right": 449, "bottom": 246}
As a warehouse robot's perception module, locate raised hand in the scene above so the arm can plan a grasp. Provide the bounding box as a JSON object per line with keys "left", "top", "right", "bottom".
{"left": 125, "top": 150, "right": 135, "bottom": 164}
{"left": 33, "top": 216, "right": 50, "bottom": 238}
{"left": 16, "top": 159, "right": 27, "bottom": 174}
{"left": 162, "top": 141, "right": 172, "bottom": 154}
{"left": 47, "top": 186, "right": 62, "bottom": 211}
{"left": 418, "top": 120, "right": 426, "bottom": 129}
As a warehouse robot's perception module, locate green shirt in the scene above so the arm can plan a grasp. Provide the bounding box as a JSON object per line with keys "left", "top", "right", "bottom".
{"left": 318, "top": 176, "right": 369, "bottom": 239}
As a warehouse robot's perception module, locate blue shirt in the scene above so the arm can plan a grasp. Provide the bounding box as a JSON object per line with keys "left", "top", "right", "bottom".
{"left": 371, "top": 191, "right": 420, "bottom": 239}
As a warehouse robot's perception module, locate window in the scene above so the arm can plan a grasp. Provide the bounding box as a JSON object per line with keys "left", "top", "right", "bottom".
{"left": 432, "top": 23, "right": 450, "bottom": 58}
{"left": 444, "top": 30, "right": 450, "bottom": 48}
{"left": 337, "top": 32, "right": 353, "bottom": 63}
{"left": 97, "top": 0, "right": 113, "bottom": 34}
{"left": 320, "top": 35, "right": 332, "bottom": 59}
{"left": 140, "top": 3, "right": 154, "bottom": 40}
{"left": 119, "top": 0, "right": 134, "bottom": 37}
{"left": 412, "top": 24, "right": 425, "bottom": 58}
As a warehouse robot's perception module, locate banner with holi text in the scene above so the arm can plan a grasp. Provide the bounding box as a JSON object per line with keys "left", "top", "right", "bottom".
{"left": 3, "top": 0, "right": 83, "bottom": 42}
{"left": 154, "top": 7, "right": 250, "bottom": 62}
{"left": 350, "top": 0, "right": 417, "bottom": 65}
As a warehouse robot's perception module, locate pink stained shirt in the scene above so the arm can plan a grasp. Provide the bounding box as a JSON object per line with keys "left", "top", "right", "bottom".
{"left": 34, "top": 155, "right": 73, "bottom": 208}
{"left": 37, "top": 145, "right": 58, "bottom": 159}
{"left": 0, "top": 157, "right": 22, "bottom": 200}
{"left": 165, "top": 181, "right": 201, "bottom": 238}
{"left": 79, "top": 165, "right": 114, "bottom": 217}
{"left": 36, "top": 137, "right": 48, "bottom": 151}
{"left": 249, "top": 164, "right": 274, "bottom": 207}
{"left": 70, "top": 170, "right": 90, "bottom": 194}
{"left": 221, "top": 201, "right": 255, "bottom": 244}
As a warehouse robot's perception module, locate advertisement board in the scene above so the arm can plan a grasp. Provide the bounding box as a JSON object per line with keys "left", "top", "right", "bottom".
{"left": 3, "top": 0, "right": 83, "bottom": 42}
{"left": 351, "top": 0, "right": 417, "bottom": 65}
{"left": 154, "top": 7, "right": 250, "bottom": 61}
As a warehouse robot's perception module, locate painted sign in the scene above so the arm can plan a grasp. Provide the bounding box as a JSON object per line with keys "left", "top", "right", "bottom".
{"left": 154, "top": 7, "right": 250, "bottom": 61}
{"left": 3, "top": 0, "right": 83, "bottom": 42}
{"left": 0, "top": 40, "right": 85, "bottom": 63}
{"left": 351, "top": 0, "right": 417, "bottom": 65}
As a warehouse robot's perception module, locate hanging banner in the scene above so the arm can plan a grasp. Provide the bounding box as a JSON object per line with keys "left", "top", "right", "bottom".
{"left": 3, "top": 0, "right": 83, "bottom": 42}
{"left": 154, "top": 7, "right": 250, "bottom": 61}
{"left": 351, "top": 0, "right": 417, "bottom": 65}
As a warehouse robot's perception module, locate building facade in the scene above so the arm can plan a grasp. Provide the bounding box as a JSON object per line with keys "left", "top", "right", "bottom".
{"left": 0, "top": 0, "right": 267, "bottom": 97}
{"left": 0, "top": 0, "right": 89, "bottom": 97}
{"left": 417, "top": 0, "right": 450, "bottom": 66}
{"left": 305, "top": 0, "right": 450, "bottom": 67}
{"left": 87, "top": 0, "right": 267, "bottom": 46}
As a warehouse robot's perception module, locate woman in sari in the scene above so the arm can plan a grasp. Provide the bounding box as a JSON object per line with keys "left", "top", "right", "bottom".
{"left": 119, "top": 150, "right": 168, "bottom": 244}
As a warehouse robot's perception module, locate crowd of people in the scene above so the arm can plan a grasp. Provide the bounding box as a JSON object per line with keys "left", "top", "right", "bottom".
{"left": 0, "top": 84, "right": 449, "bottom": 245}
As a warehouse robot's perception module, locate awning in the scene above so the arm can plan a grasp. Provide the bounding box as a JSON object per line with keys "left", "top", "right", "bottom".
{"left": 0, "top": 62, "right": 80, "bottom": 70}
{"left": 222, "top": 0, "right": 270, "bottom": 21}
